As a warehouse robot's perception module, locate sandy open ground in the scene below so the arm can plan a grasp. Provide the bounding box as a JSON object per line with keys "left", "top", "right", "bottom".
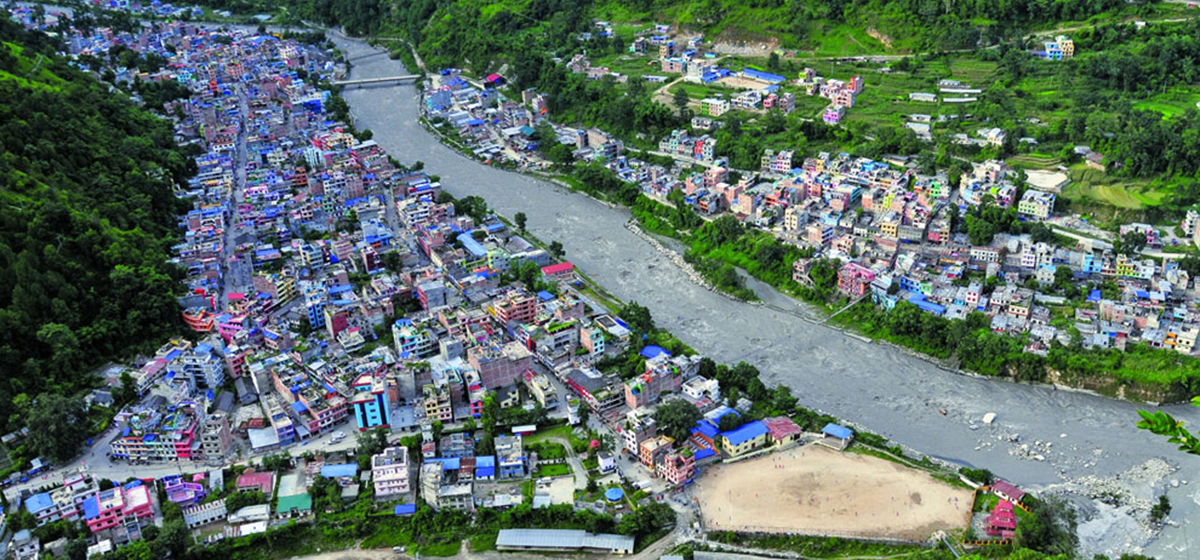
{"left": 694, "top": 445, "right": 972, "bottom": 541}
{"left": 717, "top": 76, "right": 774, "bottom": 90}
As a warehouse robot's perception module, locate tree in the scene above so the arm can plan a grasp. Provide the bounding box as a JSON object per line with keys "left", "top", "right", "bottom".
{"left": 653, "top": 400, "right": 702, "bottom": 442}
{"left": 717, "top": 412, "right": 744, "bottom": 432}
{"left": 619, "top": 301, "right": 655, "bottom": 335}
{"left": 548, "top": 241, "right": 565, "bottom": 259}
{"left": 27, "top": 393, "right": 88, "bottom": 462}
{"left": 514, "top": 211, "right": 528, "bottom": 232}
{"left": 672, "top": 87, "right": 689, "bottom": 116}
{"left": 119, "top": 371, "right": 138, "bottom": 406}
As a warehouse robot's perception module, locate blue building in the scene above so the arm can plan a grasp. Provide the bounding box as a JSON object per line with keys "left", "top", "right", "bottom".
{"left": 351, "top": 373, "right": 390, "bottom": 431}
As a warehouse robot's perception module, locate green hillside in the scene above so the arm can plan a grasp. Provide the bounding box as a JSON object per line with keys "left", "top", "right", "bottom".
{"left": 0, "top": 18, "right": 193, "bottom": 443}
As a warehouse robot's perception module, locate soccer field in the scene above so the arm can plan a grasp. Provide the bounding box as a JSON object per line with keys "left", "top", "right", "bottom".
{"left": 694, "top": 445, "right": 972, "bottom": 541}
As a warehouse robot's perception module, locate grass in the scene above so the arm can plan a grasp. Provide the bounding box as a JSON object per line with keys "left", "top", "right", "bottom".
{"left": 468, "top": 531, "right": 498, "bottom": 552}
{"left": 534, "top": 463, "right": 572, "bottom": 477}
{"left": 419, "top": 540, "right": 463, "bottom": 556}
{"left": 1132, "top": 88, "right": 1200, "bottom": 119}
{"left": 1061, "top": 164, "right": 1165, "bottom": 210}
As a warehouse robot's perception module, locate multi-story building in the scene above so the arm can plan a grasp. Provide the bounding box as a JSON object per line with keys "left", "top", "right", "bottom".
{"left": 420, "top": 462, "right": 473, "bottom": 512}
{"left": 467, "top": 342, "right": 532, "bottom": 389}
{"left": 494, "top": 434, "right": 527, "bottom": 479}
{"left": 624, "top": 354, "right": 683, "bottom": 409}
{"left": 23, "top": 473, "right": 99, "bottom": 526}
{"left": 199, "top": 412, "right": 235, "bottom": 464}
{"left": 182, "top": 343, "right": 225, "bottom": 395}
{"left": 372, "top": 446, "right": 412, "bottom": 501}
{"left": 837, "top": 262, "right": 876, "bottom": 298}
{"left": 81, "top": 484, "right": 154, "bottom": 542}
{"left": 1017, "top": 190, "right": 1055, "bottom": 220}
{"left": 655, "top": 447, "right": 694, "bottom": 485}
{"left": 350, "top": 372, "right": 391, "bottom": 431}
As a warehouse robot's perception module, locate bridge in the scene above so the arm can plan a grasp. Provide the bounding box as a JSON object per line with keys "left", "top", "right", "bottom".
{"left": 332, "top": 75, "right": 421, "bottom": 87}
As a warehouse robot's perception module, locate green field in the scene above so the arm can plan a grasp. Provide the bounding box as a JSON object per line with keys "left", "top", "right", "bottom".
{"left": 1007, "top": 153, "right": 1062, "bottom": 170}
{"left": 1133, "top": 89, "right": 1200, "bottom": 119}
{"left": 1061, "top": 164, "right": 1167, "bottom": 210}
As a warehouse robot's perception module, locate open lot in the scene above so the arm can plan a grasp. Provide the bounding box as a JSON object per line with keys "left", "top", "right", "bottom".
{"left": 694, "top": 445, "right": 971, "bottom": 541}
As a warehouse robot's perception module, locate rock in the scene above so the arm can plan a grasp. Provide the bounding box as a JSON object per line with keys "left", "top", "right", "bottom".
{"left": 1061, "top": 433, "right": 1068, "bottom": 438}
{"left": 1170, "top": 479, "right": 1179, "bottom": 488}
{"left": 1034, "top": 454, "right": 1045, "bottom": 461}
{"left": 982, "top": 412, "right": 997, "bottom": 425}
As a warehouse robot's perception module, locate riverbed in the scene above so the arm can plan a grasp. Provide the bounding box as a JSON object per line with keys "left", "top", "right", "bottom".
{"left": 331, "top": 36, "right": 1198, "bottom": 557}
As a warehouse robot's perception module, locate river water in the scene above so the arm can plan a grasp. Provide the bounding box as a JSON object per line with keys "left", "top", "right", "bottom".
{"left": 333, "top": 37, "right": 1198, "bottom": 556}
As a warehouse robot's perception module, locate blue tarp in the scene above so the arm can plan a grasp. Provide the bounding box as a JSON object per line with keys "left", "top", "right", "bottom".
{"left": 320, "top": 463, "right": 358, "bottom": 479}
{"left": 693, "top": 448, "right": 717, "bottom": 461}
{"left": 291, "top": 401, "right": 308, "bottom": 414}
{"left": 639, "top": 345, "right": 669, "bottom": 359}
{"left": 394, "top": 504, "right": 417, "bottom": 516}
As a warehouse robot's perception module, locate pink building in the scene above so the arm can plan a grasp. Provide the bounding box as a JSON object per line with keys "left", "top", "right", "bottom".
{"left": 81, "top": 485, "right": 153, "bottom": 535}
{"left": 837, "top": 262, "right": 876, "bottom": 298}
{"left": 655, "top": 448, "right": 695, "bottom": 485}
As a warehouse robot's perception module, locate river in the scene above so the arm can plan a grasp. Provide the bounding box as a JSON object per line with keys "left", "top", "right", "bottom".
{"left": 330, "top": 36, "right": 1197, "bottom": 557}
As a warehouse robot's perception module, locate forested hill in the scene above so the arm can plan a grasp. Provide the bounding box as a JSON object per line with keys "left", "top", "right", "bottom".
{"left": 0, "top": 18, "right": 193, "bottom": 429}
{"left": 247, "top": 0, "right": 1164, "bottom": 63}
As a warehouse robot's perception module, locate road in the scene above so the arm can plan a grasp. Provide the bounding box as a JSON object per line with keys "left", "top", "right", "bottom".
{"left": 545, "top": 437, "right": 588, "bottom": 490}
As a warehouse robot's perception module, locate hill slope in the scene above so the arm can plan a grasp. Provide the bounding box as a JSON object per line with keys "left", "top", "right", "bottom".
{"left": 0, "top": 19, "right": 192, "bottom": 431}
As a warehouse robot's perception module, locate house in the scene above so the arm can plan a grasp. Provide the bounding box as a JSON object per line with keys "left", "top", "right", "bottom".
{"left": 720, "top": 420, "right": 768, "bottom": 457}
{"left": 762, "top": 416, "right": 802, "bottom": 446}
{"left": 991, "top": 480, "right": 1026, "bottom": 504}
{"left": 276, "top": 493, "right": 313, "bottom": 518}
{"left": 541, "top": 262, "right": 576, "bottom": 282}
{"left": 818, "top": 423, "right": 853, "bottom": 451}
{"left": 236, "top": 471, "right": 275, "bottom": 495}
{"left": 598, "top": 452, "right": 616, "bottom": 473}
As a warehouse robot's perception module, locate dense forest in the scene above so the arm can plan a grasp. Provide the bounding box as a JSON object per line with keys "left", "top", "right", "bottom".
{"left": 0, "top": 19, "right": 193, "bottom": 437}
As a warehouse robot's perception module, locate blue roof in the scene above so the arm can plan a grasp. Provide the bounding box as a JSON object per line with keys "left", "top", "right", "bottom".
{"left": 639, "top": 345, "right": 670, "bottom": 359}
{"left": 291, "top": 401, "right": 308, "bottom": 414}
{"left": 476, "top": 455, "right": 495, "bottom": 467}
{"left": 693, "top": 447, "right": 717, "bottom": 461}
{"left": 320, "top": 463, "right": 358, "bottom": 479}
{"left": 822, "top": 423, "right": 853, "bottom": 440}
{"left": 605, "top": 487, "right": 625, "bottom": 502}
{"left": 693, "top": 421, "right": 719, "bottom": 439}
{"left": 742, "top": 68, "right": 786, "bottom": 83}
{"left": 394, "top": 504, "right": 417, "bottom": 516}
{"left": 537, "top": 290, "right": 556, "bottom": 301}
{"left": 722, "top": 420, "right": 768, "bottom": 446}
{"left": 460, "top": 235, "right": 487, "bottom": 258}
{"left": 25, "top": 491, "right": 54, "bottom": 514}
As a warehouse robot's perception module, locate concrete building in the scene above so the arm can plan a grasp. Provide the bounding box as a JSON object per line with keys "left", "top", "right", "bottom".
{"left": 372, "top": 446, "right": 412, "bottom": 501}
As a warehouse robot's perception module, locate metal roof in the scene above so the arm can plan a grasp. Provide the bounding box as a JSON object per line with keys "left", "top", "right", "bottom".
{"left": 495, "top": 529, "right": 634, "bottom": 553}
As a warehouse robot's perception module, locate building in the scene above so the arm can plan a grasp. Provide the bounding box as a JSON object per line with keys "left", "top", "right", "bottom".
{"left": 372, "top": 446, "right": 412, "bottom": 501}
{"left": 987, "top": 499, "right": 1017, "bottom": 538}
{"left": 420, "top": 462, "right": 473, "bottom": 512}
{"left": 837, "top": 262, "right": 876, "bottom": 298}
{"left": 991, "top": 480, "right": 1026, "bottom": 504}
{"left": 494, "top": 434, "right": 527, "bottom": 479}
{"left": 762, "top": 416, "right": 802, "bottom": 446}
{"left": 719, "top": 420, "right": 768, "bottom": 457}
{"left": 199, "top": 412, "right": 235, "bottom": 464}
{"left": 495, "top": 529, "right": 634, "bottom": 555}
{"left": 236, "top": 471, "right": 275, "bottom": 495}
{"left": 655, "top": 447, "right": 694, "bottom": 485}
{"left": 81, "top": 484, "right": 154, "bottom": 539}
{"left": 182, "top": 499, "right": 228, "bottom": 529}
{"left": 350, "top": 373, "right": 391, "bottom": 431}
{"left": 1017, "top": 190, "right": 1055, "bottom": 220}
{"left": 819, "top": 423, "right": 854, "bottom": 451}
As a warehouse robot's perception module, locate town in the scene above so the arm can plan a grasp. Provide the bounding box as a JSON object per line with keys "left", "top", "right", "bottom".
{"left": 417, "top": 22, "right": 1200, "bottom": 391}
{"left": 0, "top": 3, "right": 1193, "bottom": 560}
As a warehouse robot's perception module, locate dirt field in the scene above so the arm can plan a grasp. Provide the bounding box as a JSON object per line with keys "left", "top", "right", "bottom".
{"left": 717, "top": 76, "right": 775, "bottom": 90}
{"left": 694, "top": 445, "right": 972, "bottom": 541}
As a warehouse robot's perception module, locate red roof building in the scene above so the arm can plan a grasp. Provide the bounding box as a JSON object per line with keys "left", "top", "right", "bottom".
{"left": 986, "top": 499, "right": 1017, "bottom": 538}
{"left": 236, "top": 471, "right": 275, "bottom": 495}
{"left": 541, "top": 262, "right": 576, "bottom": 281}
{"left": 762, "top": 416, "right": 802, "bottom": 445}
{"left": 991, "top": 480, "right": 1026, "bottom": 504}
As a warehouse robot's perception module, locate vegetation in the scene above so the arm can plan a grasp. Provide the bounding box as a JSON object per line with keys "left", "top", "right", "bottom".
{"left": 0, "top": 19, "right": 194, "bottom": 458}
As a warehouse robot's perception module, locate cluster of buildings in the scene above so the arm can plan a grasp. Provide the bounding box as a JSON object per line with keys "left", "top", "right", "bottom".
{"left": 799, "top": 68, "right": 863, "bottom": 125}
{"left": 19, "top": 470, "right": 156, "bottom": 556}
{"left": 1035, "top": 35, "right": 1076, "bottom": 60}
